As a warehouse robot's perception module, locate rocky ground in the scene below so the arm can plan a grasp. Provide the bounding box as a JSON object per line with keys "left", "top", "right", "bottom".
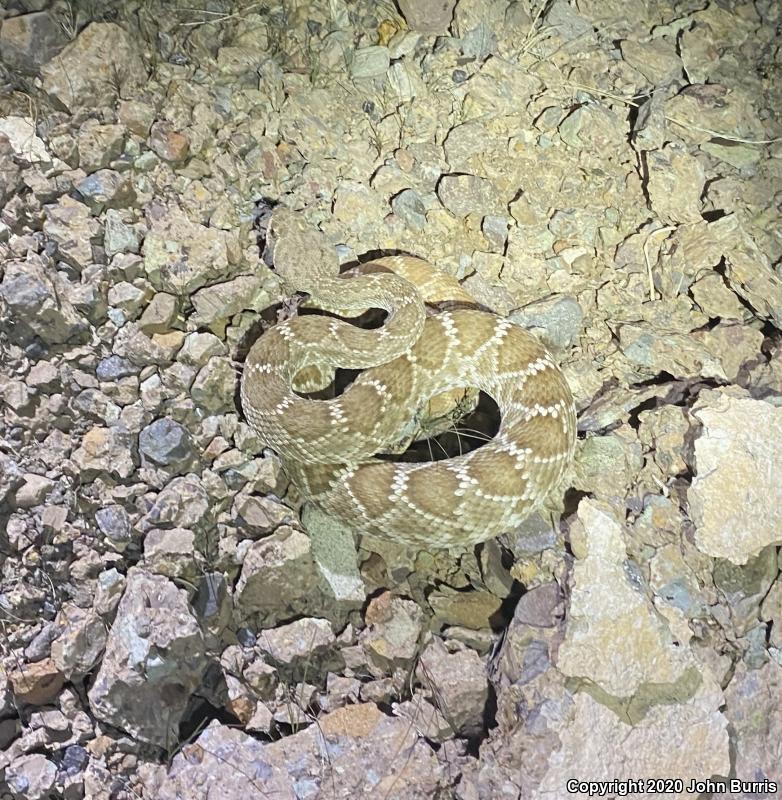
{"left": 0, "top": 0, "right": 781, "bottom": 798}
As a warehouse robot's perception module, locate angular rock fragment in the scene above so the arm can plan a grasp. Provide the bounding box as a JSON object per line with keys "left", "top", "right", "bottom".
{"left": 0, "top": 257, "right": 89, "bottom": 345}
{"left": 8, "top": 658, "right": 64, "bottom": 706}
{"left": 143, "top": 528, "right": 202, "bottom": 580}
{"left": 88, "top": 569, "right": 206, "bottom": 746}
{"left": 415, "top": 637, "right": 488, "bottom": 736}
{"left": 437, "top": 173, "right": 502, "bottom": 218}
{"left": 235, "top": 527, "right": 326, "bottom": 626}
{"left": 13, "top": 473, "right": 54, "bottom": 509}
{"left": 142, "top": 208, "right": 239, "bottom": 294}
{"left": 4, "top": 753, "right": 58, "bottom": 800}
{"left": 40, "top": 23, "right": 147, "bottom": 112}
{"left": 689, "top": 391, "right": 782, "bottom": 564}
{"left": 620, "top": 38, "right": 683, "bottom": 85}
{"left": 152, "top": 705, "right": 447, "bottom": 798}
{"left": 148, "top": 121, "right": 190, "bottom": 162}
{"left": 558, "top": 500, "right": 698, "bottom": 697}
{"left": 43, "top": 195, "right": 101, "bottom": 270}
{"left": 138, "top": 418, "right": 196, "bottom": 472}
{"left": 74, "top": 169, "right": 135, "bottom": 213}
{"left": 51, "top": 604, "right": 107, "bottom": 679}
{"left": 140, "top": 474, "right": 211, "bottom": 532}
{"left": 360, "top": 592, "right": 425, "bottom": 672}
{"left": 71, "top": 426, "right": 135, "bottom": 479}
{"left": 233, "top": 494, "right": 292, "bottom": 535}
{"left": 76, "top": 120, "right": 126, "bottom": 172}
{"left": 0, "top": 116, "right": 67, "bottom": 173}
{"left": 257, "top": 617, "right": 341, "bottom": 680}
{"left": 0, "top": 10, "right": 69, "bottom": 73}
{"left": 645, "top": 144, "right": 705, "bottom": 224}
{"left": 350, "top": 46, "right": 390, "bottom": 78}
{"left": 397, "top": 0, "right": 455, "bottom": 33}
{"left": 138, "top": 292, "right": 177, "bottom": 333}
{"left": 534, "top": 688, "right": 729, "bottom": 795}
{"left": 723, "top": 660, "right": 782, "bottom": 794}
{"left": 190, "top": 357, "right": 236, "bottom": 413}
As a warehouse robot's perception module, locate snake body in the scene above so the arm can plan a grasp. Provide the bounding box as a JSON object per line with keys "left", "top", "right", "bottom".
{"left": 240, "top": 208, "right": 576, "bottom": 548}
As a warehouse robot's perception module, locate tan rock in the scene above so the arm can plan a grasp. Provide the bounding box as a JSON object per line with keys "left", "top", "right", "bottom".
{"left": 689, "top": 391, "right": 782, "bottom": 564}
{"left": 40, "top": 23, "right": 146, "bottom": 112}
{"left": 429, "top": 586, "right": 502, "bottom": 630}
{"left": 360, "top": 591, "right": 425, "bottom": 670}
{"left": 558, "top": 500, "right": 695, "bottom": 697}
{"left": 621, "top": 38, "right": 683, "bottom": 85}
{"left": 14, "top": 473, "right": 54, "bottom": 509}
{"left": 722, "top": 661, "right": 782, "bottom": 796}
{"left": 138, "top": 293, "right": 177, "bottom": 334}
{"left": 72, "top": 426, "right": 135, "bottom": 479}
{"left": 397, "top": 0, "right": 456, "bottom": 33}
{"left": 536, "top": 687, "right": 729, "bottom": 798}
{"left": 646, "top": 144, "right": 705, "bottom": 224}
{"left": 9, "top": 658, "right": 65, "bottom": 706}
{"left": 148, "top": 121, "right": 190, "bottom": 162}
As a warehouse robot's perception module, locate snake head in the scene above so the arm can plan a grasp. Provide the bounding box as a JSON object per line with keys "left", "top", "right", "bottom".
{"left": 266, "top": 207, "right": 341, "bottom": 295}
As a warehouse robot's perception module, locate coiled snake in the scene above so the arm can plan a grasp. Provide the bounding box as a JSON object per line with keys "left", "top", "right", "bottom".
{"left": 241, "top": 208, "right": 576, "bottom": 548}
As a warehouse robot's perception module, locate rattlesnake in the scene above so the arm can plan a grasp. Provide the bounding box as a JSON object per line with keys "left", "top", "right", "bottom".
{"left": 240, "top": 208, "right": 577, "bottom": 548}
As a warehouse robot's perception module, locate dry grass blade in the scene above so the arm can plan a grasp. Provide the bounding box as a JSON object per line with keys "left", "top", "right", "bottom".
{"left": 564, "top": 80, "right": 781, "bottom": 145}
{"left": 177, "top": 2, "right": 262, "bottom": 28}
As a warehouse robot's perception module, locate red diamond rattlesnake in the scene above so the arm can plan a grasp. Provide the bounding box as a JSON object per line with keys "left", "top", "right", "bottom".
{"left": 240, "top": 208, "right": 576, "bottom": 548}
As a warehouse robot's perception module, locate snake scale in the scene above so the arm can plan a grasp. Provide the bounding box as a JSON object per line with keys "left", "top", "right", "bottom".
{"left": 240, "top": 208, "right": 576, "bottom": 548}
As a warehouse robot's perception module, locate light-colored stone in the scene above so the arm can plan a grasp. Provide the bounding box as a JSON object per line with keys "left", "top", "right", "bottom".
{"left": 51, "top": 603, "right": 107, "bottom": 679}
{"left": 437, "top": 173, "right": 502, "bottom": 217}
{"left": 103, "top": 209, "right": 141, "bottom": 257}
{"left": 360, "top": 592, "right": 424, "bottom": 672}
{"left": 0, "top": 116, "right": 67, "bottom": 171}
{"left": 694, "top": 323, "right": 764, "bottom": 382}
{"left": 415, "top": 637, "right": 487, "bottom": 736}
{"left": 620, "top": 38, "right": 683, "bottom": 85}
{"left": 689, "top": 272, "right": 746, "bottom": 320}
{"left": 87, "top": 569, "right": 207, "bottom": 746}
{"left": 77, "top": 120, "right": 126, "bottom": 172}
{"left": 304, "top": 505, "right": 365, "bottom": 606}
{"left": 8, "top": 658, "right": 64, "bottom": 706}
{"left": 723, "top": 660, "right": 782, "bottom": 795}
{"left": 234, "top": 494, "right": 292, "bottom": 535}
{"left": 5, "top": 753, "right": 57, "bottom": 800}
{"left": 558, "top": 500, "right": 696, "bottom": 697}
{"left": 689, "top": 391, "right": 782, "bottom": 564}
{"left": 645, "top": 144, "right": 705, "bottom": 224}
{"left": 429, "top": 586, "right": 503, "bottom": 630}
{"left": 43, "top": 195, "right": 101, "bottom": 270}
{"left": 142, "top": 208, "right": 238, "bottom": 295}
{"left": 71, "top": 426, "right": 135, "bottom": 479}
{"left": 535, "top": 687, "right": 729, "bottom": 798}
{"left": 138, "top": 292, "right": 178, "bottom": 333}
{"left": 397, "top": 0, "right": 456, "bottom": 33}
{"left": 349, "top": 46, "right": 390, "bottom": 79}
{"left": 177, "top": 332, "right": 226, "bottom": 366}
{"left": 256, "top": 617, "right": 341, "bottom": 679}
{"left": 190, "top": 357, "right": 236, "bottom": 413}
{"left": 151, "top": 707, "right": 447, "bottom": 798}
{"left": 14, "top": 473, "right": 54, "bottom": 509}
{"left": 40, "top": 23, "right": 147, "bottom": 112}
{"left": 143, "top": 528, "right": 202, "bottom": 580}
{"left": 234, "top": 527, "right": 325, "bottom": 626}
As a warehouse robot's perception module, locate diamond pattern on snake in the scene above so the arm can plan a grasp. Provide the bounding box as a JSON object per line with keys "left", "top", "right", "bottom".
{"left": 241, "top": 207, "right": 576, "bottom": 548}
